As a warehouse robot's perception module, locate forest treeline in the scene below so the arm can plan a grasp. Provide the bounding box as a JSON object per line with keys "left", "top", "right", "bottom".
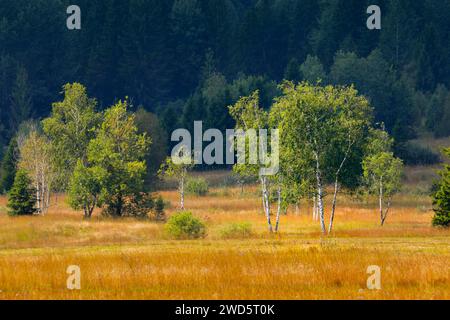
{"left": 1, "top": 0, "right": 450, "bottom": 164}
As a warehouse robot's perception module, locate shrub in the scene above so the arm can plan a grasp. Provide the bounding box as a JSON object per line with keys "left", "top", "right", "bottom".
{"left": 165, "top": 211, "right": 206, "bottom": 239}
{"left": 185, "top": 178, "right": 209, "bottom": 196}
{"left": 7, "top": 169, "right": 36, "bottom": 216}
{"left": 153, "top": 195, "right": 166, "bottom": 222}
{"left": 103, "top": 193, "right": 154, "bottom": 218}
{"left": 219, "top": 222, "right": 253, "bottom": 239}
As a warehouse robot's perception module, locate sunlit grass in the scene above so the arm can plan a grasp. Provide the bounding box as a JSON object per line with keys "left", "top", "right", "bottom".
{"left": 0, "top": 184, "right": 448, "bottom": 300}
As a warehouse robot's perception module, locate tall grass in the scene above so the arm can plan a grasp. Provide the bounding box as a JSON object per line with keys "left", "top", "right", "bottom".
{"left": 0, "top": 185, "right": 448, "bottom": 300}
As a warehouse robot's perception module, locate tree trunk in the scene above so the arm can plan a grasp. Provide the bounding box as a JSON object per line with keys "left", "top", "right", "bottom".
{"left": 314, "top": 154, "right": 326, "bottom": 234}
{"left": 379, "top": 178, "right": 384, "bottom": 226}
{"left": 260, "top": 176, "right": 273, "bottom": 232}
{"left": 275, "top": 185, "right": 281, "bottom": 232}
{"left": 328, "top": 179, "right": 340, "bottom": 234}
{"left": 381, "top": 199, "right": 391, "bottom": 226}
{"left": 312, "top": 195, "right": 317, "bottom": 221}
{"left": 180, "top": 176, "right": 185, "bottom": 210}
{"left": 36, "top": 180, "right": 41, "bottom": 214}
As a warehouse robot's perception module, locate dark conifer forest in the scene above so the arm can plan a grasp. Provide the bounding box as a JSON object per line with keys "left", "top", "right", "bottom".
{"left": 1, "top": 0, "right": 450, "bottom": 161}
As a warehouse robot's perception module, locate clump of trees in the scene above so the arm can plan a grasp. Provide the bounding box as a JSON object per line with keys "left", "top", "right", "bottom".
{"left": 230, "top": 82, "right": 404, "bottom": 234}
{"left": 6, "top": 83, "right": 166, "bottom": 220}
{"left": 432, "top": 148, "right": 450, "bottom": 227}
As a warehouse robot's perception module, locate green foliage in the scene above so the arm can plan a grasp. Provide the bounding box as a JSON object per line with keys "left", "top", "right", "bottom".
{"left": 219, "top": 222, "right": 253, "bottom": 239}
{"left": 7, "top": 169, "right": 36, "bottom": 216}
{"left": 120, "top": 193, "right": 156, "bottom": 219}
{"left": 271, "top": 82, "right": 374, "bottom": 233}
{"left": 86, "top": 99, "right": 149, "bottom": 217}
{"left": 0, "top": 1, "right": 449, "bottom": 156}
{"left": 432, "top": 148, "right": 450, "bottom": 227}
{"left": 68, "top": 161, "right": 105, "bottom": 218}
{"left": 185, "top": 177, "right": 209, "bottom": 196}
{"left": 165, "top": 211, "right": 206, "bottom": 239}
{"left": 229, "top": 90, "right": 269, "bottom": 179}
{"left": 272, "top": 82, "right": 372, "bottom": 188}
{"left": 363, "top": 152, "right": 403, "bottom": 197}
{"left": 42, "top": 83, "right": 100, "bottom": 190}
{"left": 0, "top": 138, "right": 18, "bottom": 194}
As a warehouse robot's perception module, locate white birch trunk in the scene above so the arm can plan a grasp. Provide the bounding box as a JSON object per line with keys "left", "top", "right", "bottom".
{"left": 180, "top": 175, "right": 185, "bottom": 210}
{"left": 314, "top": 153, "right": 326, "bottom": 234}
{"left": 275, "top": 185, "right": 281, "bottom": 232}
{"left": 260, "top": 176, "right": 273, "bottom": 232}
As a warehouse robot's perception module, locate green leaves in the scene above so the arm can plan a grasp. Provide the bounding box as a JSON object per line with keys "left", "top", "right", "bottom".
{"left": 60, "top": 87, "right": 151, "bottom": 217}
{"left": 363, "top": 151, "right": 403, "bottom": 197}
{"left": 42, "top": 83, "right": 100, "bottom": 190}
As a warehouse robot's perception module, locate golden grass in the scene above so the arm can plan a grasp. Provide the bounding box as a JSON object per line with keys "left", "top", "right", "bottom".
{"left": 0, "top": 186, "right": 448, "bottom": 300}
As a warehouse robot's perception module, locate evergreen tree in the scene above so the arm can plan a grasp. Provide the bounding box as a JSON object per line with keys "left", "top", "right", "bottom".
{"left": 432, "top": 148, "right": 450, "bottom": 227}
{"left": 7, "top": 169, "right": 36, "bottom": 216}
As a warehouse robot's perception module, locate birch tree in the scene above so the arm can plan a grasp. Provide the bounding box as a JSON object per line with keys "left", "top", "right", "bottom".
{"left": 229, "top": 91, "right": 280, "bottom": 232}
{"left": 363, "top": 127, "right": 402, "bottom": 226}
{"left": 158, "top": 147, "right": 194, "bottom": 210}
{"left": 363, "top": 151, "right": 403, "bottom": 226}
{"left": 272, "top": 82, "right": 372, "bottom": 234}
{"left": 18, "top": 130, "right": 56, "bottom": 215}
{"left": 42, "top": 83, "right": 100, "bottom": 191}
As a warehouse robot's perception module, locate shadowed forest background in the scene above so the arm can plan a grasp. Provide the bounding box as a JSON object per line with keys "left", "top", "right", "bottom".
{"left": 1, "top": 0, "right": 450, "bottom": 165}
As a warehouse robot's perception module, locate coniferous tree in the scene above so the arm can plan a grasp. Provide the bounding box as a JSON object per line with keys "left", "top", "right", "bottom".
{"left": 7, "top": 169, "right": 36, "bottom": 216}
{"left": 432, "top": 148, "right": 450, "bottom": 227}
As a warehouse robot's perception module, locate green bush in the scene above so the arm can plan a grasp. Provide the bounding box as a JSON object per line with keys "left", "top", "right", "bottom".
{"left": 219, "top": 222, "right": 253, "bottom": 239}
{"left": 7, "top": 169, "right": 36, "bottom": 216}
{"left": 185, "top": 178, "right": 209, "bottom": 196}
{"left": 165, "top": 211, "right": 206, "bottom": 239}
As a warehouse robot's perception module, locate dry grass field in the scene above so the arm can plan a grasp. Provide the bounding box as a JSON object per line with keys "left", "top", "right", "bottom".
{"left": 0, "top": 172, "right": 449, "bottom": 300}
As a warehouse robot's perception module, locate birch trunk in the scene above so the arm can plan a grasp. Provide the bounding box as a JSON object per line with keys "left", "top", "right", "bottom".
{"left": 180, "top": 175, "right": 185, "bottom": 210}
{"left": 312, "top": 195, "right": 317, "bottom": 221}
{"left": 379, "top": 178, "right": 383, "bottom": 226}
{"left": 260, "top": 176, "right": 273, "bottom": 232}
{"left": 314, "top": 153, "right": 326, "bottom": 234}
{"left": 328, "top": 179, "right": 340, "bottom": 233}
{"left": 275, "top": 185, "right": 281, "bottom": 232}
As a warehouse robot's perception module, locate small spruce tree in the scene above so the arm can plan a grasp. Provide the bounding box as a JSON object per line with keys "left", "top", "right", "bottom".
{"left": 432, "top": 148, "right": 450, "bottom": 227}
{"left": 7, "top": 169, "right": 36, "bottom": 216}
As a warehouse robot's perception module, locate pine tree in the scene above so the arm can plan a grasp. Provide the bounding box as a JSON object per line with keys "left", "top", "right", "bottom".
{"left": 7, "top": 169, "right": 37, "bottom": 216}
{"left": 432, "top": 148, "right": 450, "bottom": 227}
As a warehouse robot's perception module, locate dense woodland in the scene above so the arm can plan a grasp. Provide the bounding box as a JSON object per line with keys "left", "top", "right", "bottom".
{"left": 1, "top": 1, "right": 450, "bottom": 183}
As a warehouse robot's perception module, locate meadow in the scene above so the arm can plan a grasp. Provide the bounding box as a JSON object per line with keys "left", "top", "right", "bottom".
{"left": 0, "top": 171, "right": 448, "bottom": 300}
